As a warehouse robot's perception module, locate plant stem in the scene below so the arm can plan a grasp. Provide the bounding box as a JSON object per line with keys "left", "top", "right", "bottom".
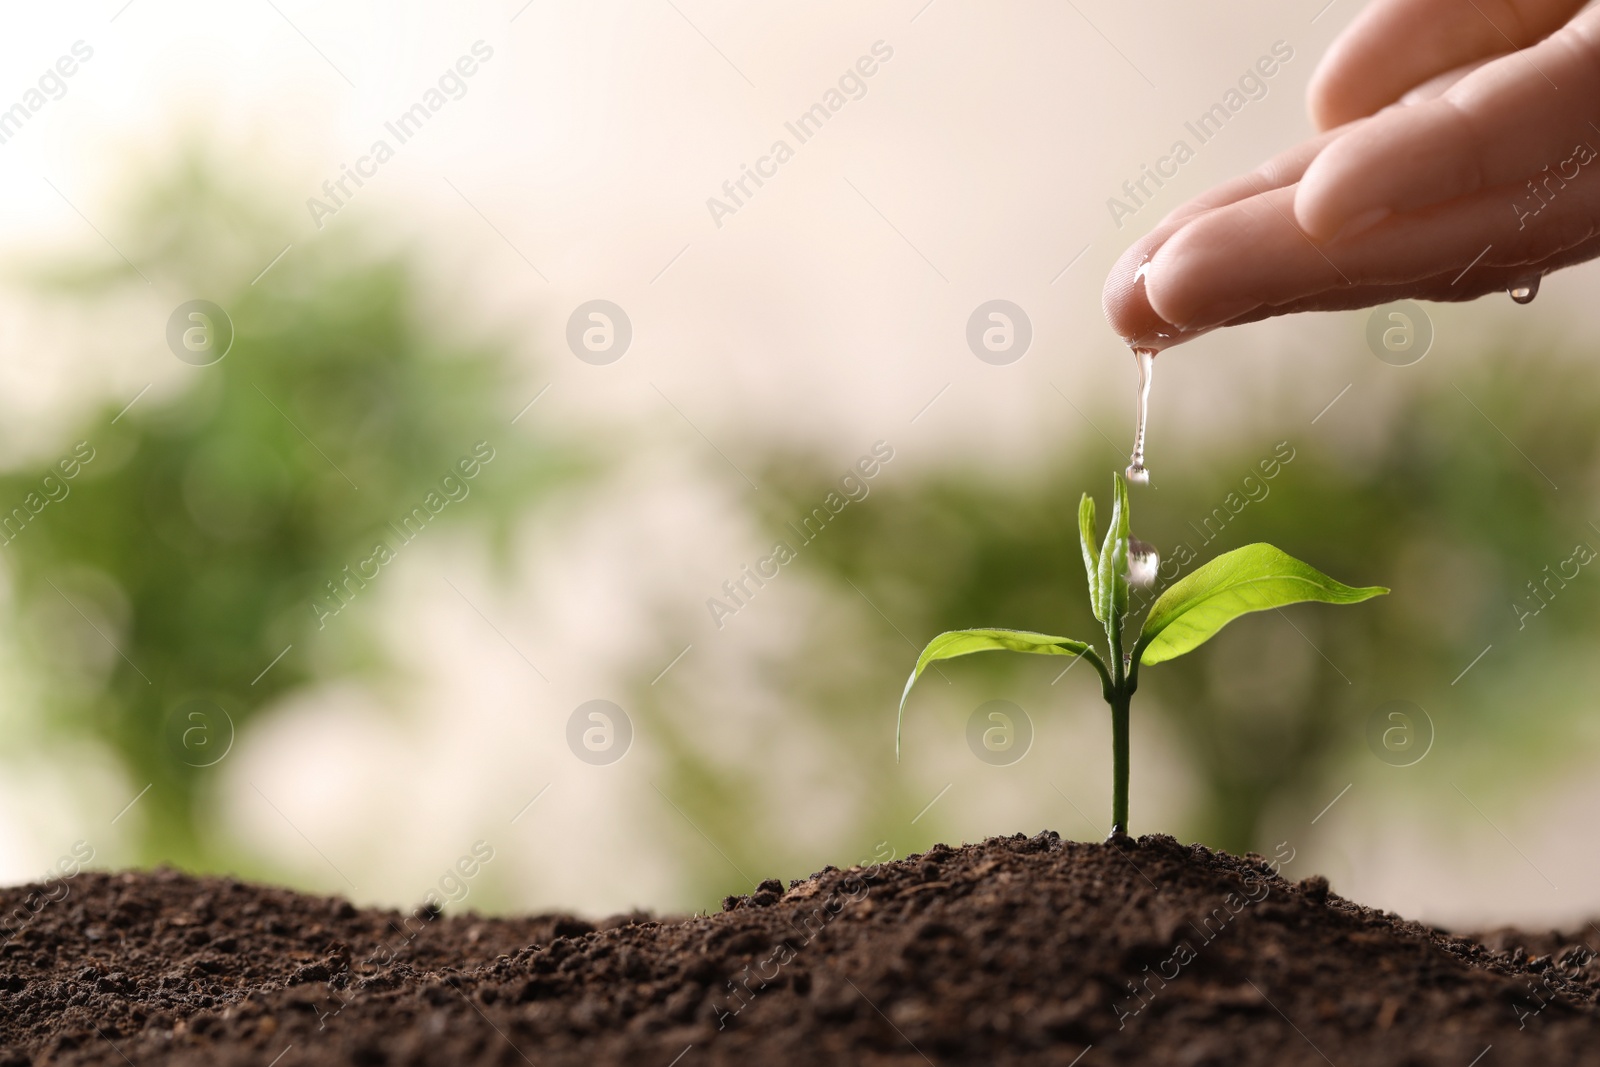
{"left": 1107, "top": 617, "right": 1124, "bottom": 690}
{"left": 1104, "top": 605, "right": 1131, "bottom": 837}
{"left": 1110, "top": 687, "right": 1130, "bottom": 836}
{"left": 1082, "top": 648, "right": 1116, "bottom": 702}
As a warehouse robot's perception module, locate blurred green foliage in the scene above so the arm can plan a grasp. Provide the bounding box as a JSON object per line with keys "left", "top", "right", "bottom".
{"left": 0, "top": 154, "right": 580, "bottom": 869}
{"left": 642, "top": 351, "right": 1600, "bottom": 884}
{"left": 5, "top": 152, "right": 1597, "bottom": 911}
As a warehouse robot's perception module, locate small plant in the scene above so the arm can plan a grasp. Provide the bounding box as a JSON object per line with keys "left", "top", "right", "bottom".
{"left": 899, "top": 472, "right": 1387, "bottom": 837}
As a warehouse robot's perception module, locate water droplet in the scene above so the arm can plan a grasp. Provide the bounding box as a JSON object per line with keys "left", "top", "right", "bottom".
{"left": 1126, "top": 347, "right": 1155, "bottom": 485}
{"left": 1509, "top": 277, "right": 1541, "bottom": 304}
{"left": 1126, "top": 536, "right": 1159, "bottom": 587}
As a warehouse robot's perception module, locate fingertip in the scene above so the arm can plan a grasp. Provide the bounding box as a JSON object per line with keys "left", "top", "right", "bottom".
{"left": 1306, "top": 30, "right": 1376, "bottom": 132}
{"left": 1296, "top": 95, "right": 1472, "bottom": 243}
{"left": 1295, "top": 137, "right": 1398, "bottom": 244}
{"left": 1102, "top": 238, "right": 1179, "bottom": 347}
{"left": 1141, "top": 217, "right": 1261, "bottom": 333}
{"left": 1306, "top": 62, "right": 1351, "bottom": 133}
{"left": 1138, "top": 230, "right": 1206, "bottom": 333}
{"left": 1292, "top": 154, "right": 1348, "bottom": 243}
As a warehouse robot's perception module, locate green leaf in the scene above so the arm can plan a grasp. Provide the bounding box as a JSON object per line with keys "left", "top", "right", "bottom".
{"left": 1096, "top": 474, "right": 1130, "bottom": 629}
{"left": 1134, "top": 543, "right": 1387, "bottom": 667}
{"left": 898, "top": 628, "right": 1092, "bottom": 758}
{"left": 1078, "top": 494, "right": 1101, "bottom": 621}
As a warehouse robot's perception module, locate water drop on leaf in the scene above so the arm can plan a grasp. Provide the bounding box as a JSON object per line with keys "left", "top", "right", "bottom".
{"left": 1126, "top": 537, "right": 1159, "bottom": 587}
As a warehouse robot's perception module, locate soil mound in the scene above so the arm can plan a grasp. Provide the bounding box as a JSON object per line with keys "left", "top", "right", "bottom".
{"left": 1, "top": 832, "right": 1595, "bottom": 1065}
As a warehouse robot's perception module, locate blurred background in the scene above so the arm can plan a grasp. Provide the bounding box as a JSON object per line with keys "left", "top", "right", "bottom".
{"left": 2, "top": 0, "right": 1598, "bottom": 931}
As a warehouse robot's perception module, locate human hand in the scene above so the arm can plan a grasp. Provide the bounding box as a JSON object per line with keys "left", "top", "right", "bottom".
{"left": 1104, "top": 0, "right": 1600, "bottom": 349}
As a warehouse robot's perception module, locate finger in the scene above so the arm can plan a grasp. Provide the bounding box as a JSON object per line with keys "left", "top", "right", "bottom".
{"left": 1295, "top": 12, "right": 1600, "bottom": 242}
{"left": 1102, "top": 126, "right": 1359, "bottom": 346}
{"left": 1165, "top": 221, "right": 1600, "bottom": 336}
{"left": 1308, "top": 0, "right": 1587, "bottom": 129}
{"left": 1156, "top": 123, "right": 1353, "bottom": 228}
{"left": 1397, "top": 54, "right": 1499, "bottom": 106}
{"left": 1145, "top": 169, "right": 1600, "bottom": 333}
{"left": 1204, "top": 224, "right": 1600, "bottom": 325}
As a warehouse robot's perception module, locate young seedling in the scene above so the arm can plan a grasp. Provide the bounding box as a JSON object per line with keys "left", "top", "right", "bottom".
{"left": 899, "top": 472, "right": 1387, "bottom": 837}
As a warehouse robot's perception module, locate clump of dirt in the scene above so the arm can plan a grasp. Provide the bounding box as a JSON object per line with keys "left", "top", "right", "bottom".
{"left": 2, "top": 832, "right": 1597, "bottom": 1065}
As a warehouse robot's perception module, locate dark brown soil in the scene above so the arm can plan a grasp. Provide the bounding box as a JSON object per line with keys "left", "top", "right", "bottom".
{"left": 2, "top": 831, "right": 1597, "bottom": 1065}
